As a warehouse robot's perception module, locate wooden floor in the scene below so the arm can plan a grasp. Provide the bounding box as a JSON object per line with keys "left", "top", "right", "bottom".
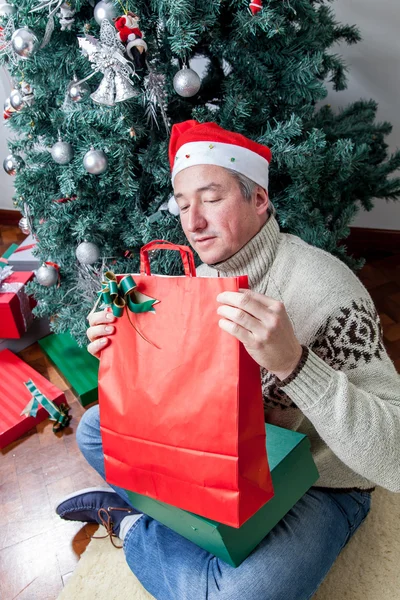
{"left": 1, "top": 225, "right": 109, "bottom": 600}
{"left": 0, "top": 223, "right": 400, "bottom": 600}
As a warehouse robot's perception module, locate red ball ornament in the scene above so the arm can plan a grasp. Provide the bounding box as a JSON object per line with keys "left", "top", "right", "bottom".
{"left": 249, "top": 0, "right": 262, "bottom": 15}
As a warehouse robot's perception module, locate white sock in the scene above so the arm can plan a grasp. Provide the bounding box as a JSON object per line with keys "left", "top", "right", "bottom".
{"left": 118, "top": 513, "right": 143, "bottom": 541}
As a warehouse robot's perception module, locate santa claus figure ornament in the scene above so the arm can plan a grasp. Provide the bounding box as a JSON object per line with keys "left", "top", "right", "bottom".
{"left": 249, "top": 0, "right": 262, "bottom": 15}
{"left": 114, "top": 12, "right": 147, "bottom": 71}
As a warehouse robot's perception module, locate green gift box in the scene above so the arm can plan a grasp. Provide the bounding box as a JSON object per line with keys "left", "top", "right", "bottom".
{"left": 126, "top": 423, "right": 319, "bottom": 567}
{"left": 39, "top": 332, "right": 98, "bottom": 407}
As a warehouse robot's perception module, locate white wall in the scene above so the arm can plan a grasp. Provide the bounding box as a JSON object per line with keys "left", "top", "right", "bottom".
{"left": 1, "top": 1, "right": 399, "bottom": 229}
{"left": 321, "top": 0, "right": 400, "bottom": 229}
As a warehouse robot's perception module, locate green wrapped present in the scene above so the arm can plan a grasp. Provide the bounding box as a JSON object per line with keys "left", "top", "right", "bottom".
{"left": 126, "top": 423, "right": 319, "bottom": 567}
{"left": 39, "top": 332, "right": 98, "bottom": 407}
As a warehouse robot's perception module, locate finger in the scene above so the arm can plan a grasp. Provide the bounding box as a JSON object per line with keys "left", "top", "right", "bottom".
{"left": 216, "top": 305, "right": 265, "bottom": 337}
{"left": 238, "top": 289, "right": 284, "bottom": 312}
{"left": 87, "top": 337, "right": 110, "bottom": 358}
{"left": 216, "top": 290, "right": 276, "bottom": 320}
{"left": 218, "top": 318, "right": 255, "bottom": 345}
{"left": 87, "top": 324, "right": 115, "bottom": 342}
{"left": 88, "top": 309, "right": 116, "bottom": 327}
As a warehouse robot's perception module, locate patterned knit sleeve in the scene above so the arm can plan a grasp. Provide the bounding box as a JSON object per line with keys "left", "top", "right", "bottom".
{"left": 308, "top": 298, "right": 386, "bottom": 371}
{"left": 279, "top": 296, "right": 400, "bottom": 492}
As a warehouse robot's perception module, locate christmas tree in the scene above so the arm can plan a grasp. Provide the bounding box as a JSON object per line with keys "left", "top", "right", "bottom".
{"left": 1, "top": 0, "right": 399, "bottom": 345}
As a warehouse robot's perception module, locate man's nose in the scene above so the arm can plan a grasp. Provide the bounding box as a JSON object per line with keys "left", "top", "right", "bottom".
{"left": 187, "top": 206, "right": 207, "bottom": 232}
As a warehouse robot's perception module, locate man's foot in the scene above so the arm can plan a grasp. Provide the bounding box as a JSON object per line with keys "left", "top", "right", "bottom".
{"left": 56, "top": 487, "right": 139, "bottom": 547}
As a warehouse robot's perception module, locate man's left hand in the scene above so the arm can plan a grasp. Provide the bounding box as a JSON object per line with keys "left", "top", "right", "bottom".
{"left": 216, "top": 289, "right": 303, "bottom": 381}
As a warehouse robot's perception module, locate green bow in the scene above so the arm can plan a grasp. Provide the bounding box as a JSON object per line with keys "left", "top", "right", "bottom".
{"left": 21, "top": 380, "right": 71, "bottom": 433}
{"left": 98, "top": 271, "right": 158, "bottom": 317}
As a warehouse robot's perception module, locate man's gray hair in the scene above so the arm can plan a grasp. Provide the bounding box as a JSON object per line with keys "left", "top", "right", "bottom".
{"left": 225, "top": 168, "right": 258, "bottom": 202}
{"left": 225, "top": 167, "right": 274, "bottom": 217}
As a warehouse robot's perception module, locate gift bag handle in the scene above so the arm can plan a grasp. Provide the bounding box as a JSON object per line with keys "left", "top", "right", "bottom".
{"left": 140, "top": 240, "right": 197, "bottom": 277}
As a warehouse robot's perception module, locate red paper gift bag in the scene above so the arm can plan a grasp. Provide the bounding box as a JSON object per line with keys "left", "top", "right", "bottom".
{"left": 98, "top": 241, "right": 274, "bottom": 527}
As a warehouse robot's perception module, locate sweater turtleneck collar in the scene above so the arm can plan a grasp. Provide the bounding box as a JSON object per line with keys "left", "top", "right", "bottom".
{"left": 207, "top": 212, "right": 280, "bottom": 291}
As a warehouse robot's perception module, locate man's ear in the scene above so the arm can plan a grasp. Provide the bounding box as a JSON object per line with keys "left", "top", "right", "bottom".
{"left": 254, "top": 187, "right": 269, "bottom": 215}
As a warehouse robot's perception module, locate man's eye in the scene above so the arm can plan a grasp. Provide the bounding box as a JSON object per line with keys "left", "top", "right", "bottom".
{"left": 180, "top": 206, "right": 189, "bottom": 211}
{"left": 207, "top": 199, "right": 222, "bottom": 203}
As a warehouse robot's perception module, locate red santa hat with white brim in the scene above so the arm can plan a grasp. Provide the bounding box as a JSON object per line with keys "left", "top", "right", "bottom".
{"left": 169, "top": 120, "right": 272, "bottom": 190}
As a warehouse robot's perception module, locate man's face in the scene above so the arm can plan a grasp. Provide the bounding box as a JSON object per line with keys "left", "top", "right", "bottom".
{"left": 174, "top": 165, "right": 267, "bottom": 264}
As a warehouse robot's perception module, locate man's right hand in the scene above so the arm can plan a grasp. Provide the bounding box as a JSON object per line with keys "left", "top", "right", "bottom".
{"left": 87, "top": 309, "right": 116, "bottom": 358}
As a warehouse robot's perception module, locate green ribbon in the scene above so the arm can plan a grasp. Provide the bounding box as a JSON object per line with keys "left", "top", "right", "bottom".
{"left": 98, "top": 271, "right": 158, "bottom": 317}
{"left": 21, "top": 380, "right": 71, "bottom": 433}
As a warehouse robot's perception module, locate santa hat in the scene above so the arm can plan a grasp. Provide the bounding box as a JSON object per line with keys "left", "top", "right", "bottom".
{"left": 169, "top": 120, "right": 272, "bottom": 190}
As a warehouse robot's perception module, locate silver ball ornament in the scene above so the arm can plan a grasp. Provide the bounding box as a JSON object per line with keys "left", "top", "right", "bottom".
{"left": 173, "top": 66, "right": 201, "bottom": 98}
{"left": 3, "top": 154, "right": 24, "bottom": 175}
{"left": 4, "top": 96, "right": 15, "bottom": 114}
{"left": 36, "top": 264, "right": 58, "bottom": 287}
{"left": 10, "top": 88, "right": 24, "bottom": 111}
{"left": 0, "top": 2, "right": 17, "bottom": 17}
{"left": 50, "top": 141, "right": 74, "bottom": 165}
{"left": 94, "top": 0, "right": 117, "bottom": 25}
{"left": 18, "top": 216, "right": 31, "bottom": 235}
{"left": 76, "top": 241, "right": 100, "bottom": 265}
{"left": 83, "top": 148, "right": 108, "bottom": 175}
{"left": 168, "top": 195, "right": 180, "bottom": 216}
{"left": 67, "top": 77, "right": 90, "bottom": 103}
{"left": 20, "top": 82, "right": 34, "bottom": 107}
{"left": 11, "top": 27, "right": 39, "bottom": 59}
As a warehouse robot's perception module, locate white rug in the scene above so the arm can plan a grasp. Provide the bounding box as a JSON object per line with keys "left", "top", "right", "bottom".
{"left": 58, "top": 487, "right": 400, "bottom": 600}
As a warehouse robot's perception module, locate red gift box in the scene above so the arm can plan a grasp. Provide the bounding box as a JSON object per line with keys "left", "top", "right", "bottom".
{"left": 0, "top": 349, "right": 67, "bottom": 449}
{"left": 0, "top": 271, "right": 35, "bottom": 338}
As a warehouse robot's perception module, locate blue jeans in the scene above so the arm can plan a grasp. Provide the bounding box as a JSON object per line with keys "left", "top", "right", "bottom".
{"left": 77, "top": 405, "right": 372, "bottom": 600}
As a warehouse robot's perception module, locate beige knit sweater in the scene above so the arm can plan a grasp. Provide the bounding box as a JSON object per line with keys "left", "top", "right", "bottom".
{"left": 196, "top": 212, "right": 400, "bottom": 492}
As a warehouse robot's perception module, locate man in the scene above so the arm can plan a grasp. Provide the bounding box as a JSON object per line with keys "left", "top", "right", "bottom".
{"left": 56, "top": 120, "right": 400, "bottom": 600}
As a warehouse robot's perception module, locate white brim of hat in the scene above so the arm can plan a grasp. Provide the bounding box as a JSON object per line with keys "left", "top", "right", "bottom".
{"left": 171, "top": 141, "right": 269, "bottom": 190}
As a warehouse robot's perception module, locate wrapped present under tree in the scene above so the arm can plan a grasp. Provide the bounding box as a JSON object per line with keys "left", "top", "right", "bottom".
{"left": 0, "top": 244, "right": 50, "bottom": 350}
{"left": 0, "top": 269, "right": 35, "bottom": 339}
{"left": 0, "top": 349, "right": 70, "bottom": 449}
{"left": 39, "top": 332, "right": 99, "bottom": 407}
{"left": 7, "top": 234, "right": 41, "bottom": 272}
